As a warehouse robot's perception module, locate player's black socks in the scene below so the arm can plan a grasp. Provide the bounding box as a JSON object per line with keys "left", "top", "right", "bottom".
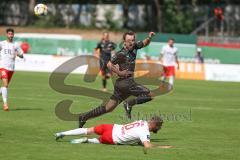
{"left": 80, "top": 105, "right": 106, "bottom": 122}
{"left": 128, "top": 96, "right": 152, "bottom": 107}
{"left": 102, "top": 79, "right": 107, "bottom": 88}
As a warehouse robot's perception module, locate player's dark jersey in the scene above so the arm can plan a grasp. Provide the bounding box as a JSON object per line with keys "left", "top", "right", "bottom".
{"left": 110, "top": 41, "right": 149, "bottom": 101}
{"left": 96, "top": 40, "right": 116, "bottom": 62}
{"left": 111, "top": 41, "right": 144, "bottom": 73}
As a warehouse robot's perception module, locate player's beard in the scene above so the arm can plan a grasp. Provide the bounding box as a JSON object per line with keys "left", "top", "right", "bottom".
{"left": 8, "top": 37, "right": 13, "bottom": 42}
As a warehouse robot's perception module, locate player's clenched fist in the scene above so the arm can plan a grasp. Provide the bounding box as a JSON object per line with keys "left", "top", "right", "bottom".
{"left": 148, "top": 32, "right": 155, "bottom": 38}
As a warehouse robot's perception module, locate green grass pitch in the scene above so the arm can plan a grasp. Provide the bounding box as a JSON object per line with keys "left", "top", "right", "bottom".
{"left": 0, "top": 71, "right": 240, "bottom": 160}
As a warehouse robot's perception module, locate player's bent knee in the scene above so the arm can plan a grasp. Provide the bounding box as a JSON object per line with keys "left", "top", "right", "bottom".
{"left": 106, "top": 107, "right": 114, "bottom": 113}
{"left": 105, "top": 99, "right": 119, "bottom": 113}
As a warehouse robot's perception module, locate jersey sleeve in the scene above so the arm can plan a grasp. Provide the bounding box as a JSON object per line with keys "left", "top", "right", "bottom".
{"left": 138, "top": 129, "right": 150, "bottom": 143}
{"left": 135, "top": 41, "right": 144, "bottom": 49}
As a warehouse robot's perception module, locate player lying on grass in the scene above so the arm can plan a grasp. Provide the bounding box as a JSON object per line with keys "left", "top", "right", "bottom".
{"left": 56, "top": 116, "right": 169, "bottom": 149}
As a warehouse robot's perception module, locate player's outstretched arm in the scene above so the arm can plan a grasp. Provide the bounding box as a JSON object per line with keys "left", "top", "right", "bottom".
{"left": 143, "top": 141, "right": 173, "bottom": 154}
{"left": 142, "top": 32, "right": 155, "bottom": 47}
{"left": 144, "top": 141, "right": 172, "bottom": 148}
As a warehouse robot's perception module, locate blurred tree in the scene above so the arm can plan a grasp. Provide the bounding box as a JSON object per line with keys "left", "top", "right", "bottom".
{"left": 162, "top": 0, "right": 193, "bottom": 33}
{"left": 118, "top": 0, "right": 130, "bottom": 29}
{"left": 28, "top": 0, "right": 35, "bottom": 24}
{"left": 73, "top": 2, "right": 82, "bottom": 25}
{"left": 65, "top": 2, "right": 75, "bottom": 28}
{"left": 153, "top": 0, "right": 162, "bottom": 32}
{"left": 104, "top": 10, "right": 120, "bottom": 30}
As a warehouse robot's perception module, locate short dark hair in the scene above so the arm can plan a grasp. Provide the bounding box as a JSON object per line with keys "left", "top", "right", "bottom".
{"left": 6, "top": 28, "right": 14, "bottom": 33}
{"left": 151, "top": 116, "right": 163, "bottom": 133}
{"left": 123, "top": 31, "right": 135, "bottom": 40}
{"left": 168, "top": 37, "right": 175, "bottom": 41}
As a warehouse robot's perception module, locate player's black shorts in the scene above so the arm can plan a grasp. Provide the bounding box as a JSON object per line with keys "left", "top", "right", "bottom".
{"left": 99, "top": 58, "right": 110, "bottom": 76}
{"left": 110, "top": 77, "right": 150, "bottom": 102}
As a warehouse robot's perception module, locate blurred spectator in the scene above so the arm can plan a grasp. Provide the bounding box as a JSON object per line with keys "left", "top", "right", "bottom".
{"left": 195, "top": 48, "right": 204, "bottom": 63}
{"left": 20, "top": 39, "right": 31, "bottom": 54}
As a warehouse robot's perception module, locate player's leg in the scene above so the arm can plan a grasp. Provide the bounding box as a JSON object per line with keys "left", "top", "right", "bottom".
{"left": 169, "top": 75, "right": 174, "bottom": 86}
{"left": 94, "top": 124, "right": 114, "bottom": 144}
{"left": 78, "top": 80, "right": 127, "bottom": 127}
{"left": 124, "top": 81, "right": 153, "bottom": 119}
{"left": 87, "top": 138, "right": 100, "bottom": 144}
{"left": 57, "top": 127, "right": 90, "bottom": 136}
{"left": 102, "top": 77, "right": 107, "bottom": 91}
{"left": 100, "top": 59, "right": 108, "bottom": 91}
{"left": 55, "top": 127, "right": 95, "bottom": 141}
{"left": 1, "top": 78, "right": 9, "bottom": 111}
{"left": 0, "top": 69, "right": 13, "bottom": 111}
{"left": 161, "top": 75, "right": 166, "bottom": 81}
{"left": 102, "top": 61, "right": 111, "bottom": 92}
{"left": 102, "top": 62, "right": 112, "bottom": 92}
{"left": 68, "top": 137, "right": 100, "bottom": 144}
{"left": 168, "top": 66, "right": 175, "bottom": 86}
{"left": 161, "top": 66, "right": 167, "bottom": 81}
{"left": 78, "top": 104, "right": 106, "bottom": 128}
{"left": 70, "top": 124, "right": 114, "bottom": 144}
{"left": 78, "top": 99, "right": 120, "bottom": 128}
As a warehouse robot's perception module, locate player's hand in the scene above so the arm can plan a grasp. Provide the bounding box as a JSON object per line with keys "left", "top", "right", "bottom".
{"left": 148, "top": 32, "right": 155, "bottom": 38}
{"left": 94, "top": 49, "right": 100, "bottom": 58}
{"left": 118, "top": 70, "right": 133, "bottom": 78}
{"left": 157, "top": 145, "right": 173, "bottom": 149}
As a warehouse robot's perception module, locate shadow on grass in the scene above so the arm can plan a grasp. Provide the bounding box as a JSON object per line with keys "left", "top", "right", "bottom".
{"left": 151, "top": 138, "right": 169, "bottom": 142}
{"left": 10, "top": 108, "right": 43, "bottom": 111}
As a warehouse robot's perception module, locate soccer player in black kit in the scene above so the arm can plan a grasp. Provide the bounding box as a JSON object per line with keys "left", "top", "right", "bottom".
{"left": 79, "top": 31, "right": 155, "bottom": 127}
{"left": 94, "top": 32, "right": 116, "bottom": 91}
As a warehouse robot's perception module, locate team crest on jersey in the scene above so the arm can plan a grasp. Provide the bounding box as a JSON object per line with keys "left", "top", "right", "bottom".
{"left": 147, "top": 135, "right": 150, "bottom": 140}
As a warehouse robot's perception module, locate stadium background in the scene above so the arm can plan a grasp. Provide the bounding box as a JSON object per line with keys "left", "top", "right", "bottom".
{"left": 0, "top": 0, "right": 240, "bottom": 160}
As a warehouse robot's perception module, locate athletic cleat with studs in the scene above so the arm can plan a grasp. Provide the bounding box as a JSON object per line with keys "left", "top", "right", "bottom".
{"left": 123, "top": 101, "right": 132, "bottom": 119}
{"left": 79, "top": 116, "right": 86, "bottom": 128}
{"left": 70, "top": 137, "right": 88, "bottom": 144}
{"left": 55, "top": 133, "right": 65, "bottom": 141}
